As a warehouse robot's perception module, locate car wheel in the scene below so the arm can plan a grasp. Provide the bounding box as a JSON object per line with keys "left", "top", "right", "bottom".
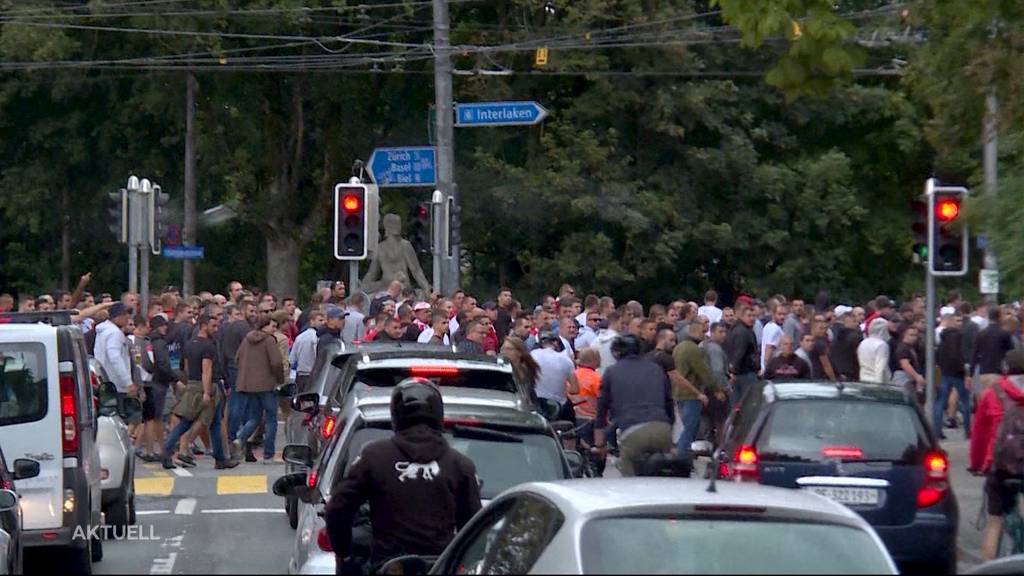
{"left": 105, "top": 489, "right": 130, "bottom": 530}
{"left": 287, "top": 496, "right": 299, "bottom": 529}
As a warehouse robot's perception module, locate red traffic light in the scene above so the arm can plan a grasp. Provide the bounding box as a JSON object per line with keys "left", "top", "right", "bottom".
{"left": 935, "top": 198, "right": 960, "bottom": 222}
{"left": 342, "top": 194, "right": 361, "bottom": 213}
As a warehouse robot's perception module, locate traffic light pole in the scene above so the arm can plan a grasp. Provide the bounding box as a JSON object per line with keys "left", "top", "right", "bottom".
{"left": 924, "top": 265, "right": 936, "bottom": 419}
{"left": 433, "top": 0, "right": 458, "bottom": 294}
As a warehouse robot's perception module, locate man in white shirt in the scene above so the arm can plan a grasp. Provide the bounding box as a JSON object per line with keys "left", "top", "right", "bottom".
{"left": 418, "top": 311, "right": 452, "bottom": 345}
{"left": 760, "top": 302, "right": 787, "bottom": 375}
{"left": 697, "top": 290, "right": 723, "bottom": 327}
{"left": 342, "top": 293, "right": 367, "bottom": 343}
{"left": 858, "top": 317, "right": 892, "bottom": 383}
{"left": 529, "top": 332, "right": 579, "bottom": 419}
{"left": 290, "top": 311, "right": 324, "bottom": 390}
{"left": 94, "top": 303, "right": 136, "bottom": 394}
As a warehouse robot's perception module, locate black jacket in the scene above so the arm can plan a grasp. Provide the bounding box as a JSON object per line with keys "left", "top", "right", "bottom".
{"left": 325, "top": 424, "right": 481, "bottom": 564}
{"left": 974, "top": 324, "right": 1014, "bottom": 375}
{"left": 937, "top": 327, "right": 967, "bottom": 377}
{"left": 595, "top": 355, "right": 673, "bottom": 431}
{"left": 317, "top": 326, "right": 343, "bottom": 350}
{"left": 724, "top": 323, "right": 759, "bottom": 376}
{"left": 149, "top": 335, "right": 179, "bottom": 386}
{"left": 829, "top": 325, "right": 862, "bottom": 380}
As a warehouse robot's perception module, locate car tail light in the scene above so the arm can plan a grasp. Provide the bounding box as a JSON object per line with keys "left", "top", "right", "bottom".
{"left": 60, "top": 373, "right": 79, "bottom": 454}
{"left": 316, "top": 528, "right": 333, "bottom": 552}
{"left": 307, "top": 470, "right": 318, "bottom": 489}
{"left": 917, "top": 451, "right": 949, "bottom": 508}
{"left": 409, "top": 365, "right": 460, "bottom": 378}
{"left": 444, "top": 417, "right": 482, "bottom": 427}
{"left": 821, "top": 446, "right": 863, "bottom": 459}
{"left": 724, "top": 445, "right": 759, "bottom": 482}
{"left": 320, "top": 415, "right": 336, "bottom": 439}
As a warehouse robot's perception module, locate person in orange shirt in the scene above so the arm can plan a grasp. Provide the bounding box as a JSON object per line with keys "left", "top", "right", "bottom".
{"left": 569, "top": 348, "right": 605, "bottom": 475}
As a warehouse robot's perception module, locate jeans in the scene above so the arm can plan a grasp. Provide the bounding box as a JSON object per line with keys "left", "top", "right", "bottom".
{"left": 236, "top": 391, "right": 278, "bottom": 459}
{"left": 731, "top": 372, "right": 758, "bottom": 410}
{"left": 164, "top": 395, "right": 227, "bottom": 462}
{"left": 934, "top": 375, "right": 971, "bottom": 438}
{"left": 225, "top": 366, "right": 243, "bottom": 442}
{"left": 676, "top": 399, "right": 703, "bottom": 459}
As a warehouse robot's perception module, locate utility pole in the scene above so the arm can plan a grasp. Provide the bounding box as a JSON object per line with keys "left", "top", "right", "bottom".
{"left": 183, "top": 73, "right": 198, "bottom": 297}
{"left": 127, "top": 175, "right": 141, "bottom": 295}
{"left": 982, "top": 91, "right": 998, "bottom": 302}
{"left": 433, "top": 0, "right": 457, "bottom": 294}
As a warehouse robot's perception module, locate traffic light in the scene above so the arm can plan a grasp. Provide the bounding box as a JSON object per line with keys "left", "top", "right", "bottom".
{"left": 928, "top": 185, "right": 969, "bottom": 276}
{"left": 409, "top": 201, "right": 431, "bottom": 254}
{"left": 334, "top": 184, "right": 369, "bottom": 260}
{"left": 910, "top": 199, "right": 928, "bottom": 263}
{"left": 445, "top": 197, "right": 461, "bottom": 258}
{"left": 149, "top": 184, "right": 170, "bottom": 254}
{"left": 107, "top": 188, "right": 128, "bottom": 244}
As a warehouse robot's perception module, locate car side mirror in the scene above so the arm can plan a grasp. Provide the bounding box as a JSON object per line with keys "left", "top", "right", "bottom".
{"left": 291, "top": 392, "right": 319, "bottom": 415}
{"left": 375, "top": 555, "right": 435, "bottom": 576}
{"left": 272, "top": 472, "right": 315, "bottom": 504}
{"left": 0, "top": 489, "right": 17, "bottom": 513}
{"left": 12, "top": 458, "right": 40, "bottom": 480}
{"left": 563, "top": 450, "right": 586, "bottom": 478}
{"left": 282, "top": 445, "right": 314, "bottom": 468}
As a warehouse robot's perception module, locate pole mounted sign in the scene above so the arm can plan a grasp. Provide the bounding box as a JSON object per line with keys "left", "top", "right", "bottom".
{"left": 455, "top": 101, "right": 549, "bottom": 127}
{"left": 367, "top": 146, "right": 436, "bottom": 187}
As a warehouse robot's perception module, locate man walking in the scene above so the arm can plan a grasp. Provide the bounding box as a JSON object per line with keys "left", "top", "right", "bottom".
{"left": 290, "top": 311, "right": 323, "bottom": 391}
{"left": 760, "top": 302, "right": 787, "bottom": 376}
{"left": 724, "top": 305, "right": 759, "bottom": 408}
{"left": 697, "top": 290, "right": 723, "bottom": 326}
{"left": 673, "top": 323, "right": 724, "bottom": 459}
{"left": 233, "top": 317, "right": 285, "bottom": 464}
{"left": 858, "top": 317, "right": 892, "bottom": 384}
{"left": 937, "top": 311, "right": 971, "bottom": 439}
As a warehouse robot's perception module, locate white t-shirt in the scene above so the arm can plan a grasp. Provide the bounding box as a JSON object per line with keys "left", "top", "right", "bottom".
{"left": 417, "top": 327, "right": 450, "bottom": 346}
{"left": 760, "top": 321, "right": 783, "bottom": 371}
{"left": 697, "top": 305, "right": 723, "bottom": 325}
{"left": 530, "top": 347, "right": 575, "bottom": 404}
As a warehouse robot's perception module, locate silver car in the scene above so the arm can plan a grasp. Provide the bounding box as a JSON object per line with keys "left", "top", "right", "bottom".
{"left": 277, "top": 384, "right": 575, "bottom": 575}
{"left": 87, "top": 359, "right": 137, "bottom": 529}
{"left": 381, "top": 477, "right": 898, "bottom": 575}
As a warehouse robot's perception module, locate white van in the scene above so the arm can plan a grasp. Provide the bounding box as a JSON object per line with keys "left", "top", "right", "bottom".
{"left": 0, "top": 312, "right": 103, "bottom": 574}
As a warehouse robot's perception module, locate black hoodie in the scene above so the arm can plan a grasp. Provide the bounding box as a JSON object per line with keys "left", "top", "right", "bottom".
{"left": 325, "top": 424, "right": 481, "bottom": 564}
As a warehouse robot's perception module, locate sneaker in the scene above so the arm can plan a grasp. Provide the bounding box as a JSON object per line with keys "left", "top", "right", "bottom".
{"left": 174, "top": 456, "right": 197, "bottom": 468}
{"left": 177, "top": 453, "right": 196, "bottom": 465}
{"left": 215, "top": 459, "right": 240, "bottom": 470}
{"left": 190, "top": 441, "right": 206, "bottom": 456}
{"left": 142, "top": 452, "right": 161, "bottom": 463}
{"left": 230, "top": 440, "right": 242, "bottom": 461}
{"left": 244, "top": 447, "right": 257, "bottom": 463}
{"left": 161, "top": 455, "right": 176, "bottom": 470}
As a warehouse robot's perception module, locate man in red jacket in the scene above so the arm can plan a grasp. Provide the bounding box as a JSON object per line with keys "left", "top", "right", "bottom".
{"left": 970, "top": 349, "right": 1024, "bottom": 561}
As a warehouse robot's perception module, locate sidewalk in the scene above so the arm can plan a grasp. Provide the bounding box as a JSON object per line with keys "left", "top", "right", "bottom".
{"left": 942, "top": 437, "right": 986, "bottom": 572}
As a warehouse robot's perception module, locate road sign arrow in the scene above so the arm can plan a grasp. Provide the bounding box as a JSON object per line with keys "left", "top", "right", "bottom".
{"left": 455, "top": 101, "right": 550, "bottom": 127}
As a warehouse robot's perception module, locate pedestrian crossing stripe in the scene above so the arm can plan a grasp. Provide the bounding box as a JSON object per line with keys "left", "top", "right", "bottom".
{"left": 216, "top": 475, "right": 268, "bottom": 495}
{"left": 135, "top": 477, "right": 175, "bottom": 496}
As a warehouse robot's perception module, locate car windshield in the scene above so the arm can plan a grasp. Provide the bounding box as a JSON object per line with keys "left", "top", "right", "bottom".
{"left": 346, "top": 366, "right": 517, "bottom": 396}
{"left": 0, "top": 342, "right": 48, "bottom": 426}
{"left": 341, "top": 425, "right": 565, "bottom": 499}
{"left": 756, "top": 400, "right": 931, "bottom": 462}
{"left": 581, "top": 516, "right": 893, "bottom": 574}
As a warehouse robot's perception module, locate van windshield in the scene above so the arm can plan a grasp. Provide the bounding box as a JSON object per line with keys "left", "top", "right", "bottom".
{"left": 0, "top": 342, "right": 48, "bottom": 426}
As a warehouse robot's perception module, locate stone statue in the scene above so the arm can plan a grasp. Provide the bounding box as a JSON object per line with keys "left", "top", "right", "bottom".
{"left": 361, "top": 213, "right": 432, "bottom": 295}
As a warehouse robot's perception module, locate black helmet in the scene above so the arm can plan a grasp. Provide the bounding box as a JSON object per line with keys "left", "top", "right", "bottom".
{"left": 391, "top": 377, "right": 444, "bottom": 431}
{"left": 611, "top": 334, "right": 641, "bottom": 359}
{"left": 537, "top": 330, "right": 560, "bottom": 345}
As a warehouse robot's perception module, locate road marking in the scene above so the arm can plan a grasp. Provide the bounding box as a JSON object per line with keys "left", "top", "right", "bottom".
{"left": 150, "top": 553, "right": 177, "bottom": 575}
{"left": 136, "top": 510, "right": 171, "bottom": 516}
{"left": 216, "top": 474, "right": 267, "bottom": 495}
{"left": 170, "top": 467, "right": 193, "bottom": 478}
{"left": 200, "top": 508, "right": 285, "bottom": 514}
{"left": 174, "top": 498, "right": 197, "bottom": 515}
{"left": 151, "top": 469, "right": 170, "bottom": 478}
{"left": 135, "top": 477, "right": 174, "bottom": 496}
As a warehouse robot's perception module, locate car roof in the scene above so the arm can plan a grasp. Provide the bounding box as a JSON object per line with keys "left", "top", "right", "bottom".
{"left": 330, "top": 344, "right": 511, "bottom": 369}
{"left": 0, "top": 323, "right": 60, "bottom": 336}
{"left": 763, "top": 380, "right": 912, "bottom": 404}
{"left": 352, "top": 385, "right": 546, "bottom": 429}
{"left": 512, "top": 478, "right": 869, "bottom": 526}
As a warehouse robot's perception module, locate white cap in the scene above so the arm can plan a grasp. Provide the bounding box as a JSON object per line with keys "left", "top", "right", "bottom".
{"left": 940, "top": 306, "right": 956, "bottom": 318}
{"left": 834, "top": 305, "right": 853, "bottom": 317}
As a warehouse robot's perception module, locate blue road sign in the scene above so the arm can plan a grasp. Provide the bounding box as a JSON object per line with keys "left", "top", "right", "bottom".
{"left": 162, "top": 245, "right": 204, "bottom": 260}
{"left": 367, "top": 147, "right": 436, "bottom": 187}
{"left": 455, "top": 101, "right": 549, "bottom": 127}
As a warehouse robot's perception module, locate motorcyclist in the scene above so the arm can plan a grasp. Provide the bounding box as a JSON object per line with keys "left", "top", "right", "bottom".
{"left": 324, "top": 378, "right": 482, "bottom": 574}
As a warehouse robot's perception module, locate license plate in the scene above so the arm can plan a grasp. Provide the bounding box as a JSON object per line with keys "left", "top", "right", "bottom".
{"left": 804, "top": 486, "right": 880, "bottom": 506}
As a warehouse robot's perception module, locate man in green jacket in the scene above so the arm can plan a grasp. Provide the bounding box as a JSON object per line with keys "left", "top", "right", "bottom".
{"left": 673, "top": 322, "right": 725, "bottom": 459}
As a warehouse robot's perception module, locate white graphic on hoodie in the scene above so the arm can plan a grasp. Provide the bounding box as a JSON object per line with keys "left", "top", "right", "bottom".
{"left": 395, "top": 461, "right": 440, "bottom": 482}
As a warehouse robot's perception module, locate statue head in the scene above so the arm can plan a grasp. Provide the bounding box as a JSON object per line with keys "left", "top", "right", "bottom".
{"left": 383, "top": 213, "right": 401, "bottom": 237}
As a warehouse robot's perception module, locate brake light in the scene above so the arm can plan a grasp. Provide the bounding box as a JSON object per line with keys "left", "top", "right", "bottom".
{"left": 444, "top": 417, "right": 482, "bottom": 427}
{"left": 316, "top": 528, "right": 333, "bottom": 552}
{"left": 320, "top": 415, "right": 336, "bottom": 439}
{"left": 917, "top": 451, "right": 949, "bottom": 508}
{"left": 822, "top": 446, "right": 863, "bottom": 459}
{"left": 730, "top": 445, "right": 759, "bottom": 482}
{"left": 409, "top": 366, "right": 460, "bottom": 378}
{"left": 60, "top": 373, "right": 79, "bottom": 454}
{"left": 307, "top": 470, "right": 318, "bottom": 489}
{"left": 694, "top": 504, "right": 767, "bottom": 514}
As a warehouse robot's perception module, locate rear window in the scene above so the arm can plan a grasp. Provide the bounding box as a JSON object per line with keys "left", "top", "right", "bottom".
{"left": 0, "top": 342, "right": 49, "bottom": 426}
{"left": 351, "top": 367, "right": 517, "bottom": 395}
{"left": 581, "top": 517, "right": 893, "bottom": 574}
{"left": 757, "top": 400, "right": 930, "bottom": 462}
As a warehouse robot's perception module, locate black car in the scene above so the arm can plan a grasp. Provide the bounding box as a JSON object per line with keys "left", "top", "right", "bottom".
{"left": 716, "top": 380, "right": 957, "bottom": 574}
{"left": 282, "top": 342, "right": 533, "bottom": 529}
{"left": 1, "top": 444, "right": 40, "bottom": 575}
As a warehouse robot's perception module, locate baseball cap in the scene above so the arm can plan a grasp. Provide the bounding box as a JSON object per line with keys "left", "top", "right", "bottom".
{"left": 940, "top": 306, "right": 956, "bottom": 318}
{"left": 109, "top": 303, "right": 132, "bottom": 318}
{"left": 325, "top": 306, "right": 349, "bottom": 320}
{"left": 834, "top": 305, "right": 853, "bottom": 318}
{"left": 482, "top": 301, "right": 498, "bottom": 311}
{"left": 149, "top": 315, "right": 169, "bottom": 330}
{"left": 413, "top": 302, "right": 431, "bottom": 312}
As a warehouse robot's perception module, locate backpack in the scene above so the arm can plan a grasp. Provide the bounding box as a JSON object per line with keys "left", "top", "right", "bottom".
{"left": 992, "top": 382, "right": 1024, "bottom": 476}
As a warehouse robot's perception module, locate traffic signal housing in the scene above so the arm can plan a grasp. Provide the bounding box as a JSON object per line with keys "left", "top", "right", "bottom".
{"left": 928, "top": 186, "right": 968, "bottom": 276}
{"left": 149, "top": 185, "right": 170, "bottom": 254}
{"left": 409, "top": 201, "right": 432, "bottom": 255}
{"left": 910, "top": 199, "right": 928, "bottom": 264}
{"left": 107, "top": 188, "right": 128, "bottom": 243}
{"left": 334, "top": 184, "right": 369, "bottom": 260}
